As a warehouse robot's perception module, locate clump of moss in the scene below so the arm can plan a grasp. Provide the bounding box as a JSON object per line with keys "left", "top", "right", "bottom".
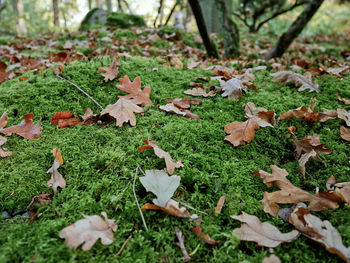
{"left": 106, "top": 13, "right": 146, "bottom": 29}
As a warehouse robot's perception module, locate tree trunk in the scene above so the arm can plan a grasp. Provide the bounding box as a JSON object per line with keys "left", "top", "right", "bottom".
{"left": 188, "top": 0, "right": 218, "bottom": 58}
{"left": 15, "top": 0, "right": 27, "bottom": 36}
{"left": 106, "top": 0, "right": 112, "bottom": 11}
{"left": 117, "top": 0, "right": 123, "bottom": 12}
{"left": 154, "top": 0, "right": 164, "bottom": 27}
{"left": 96, "top": 0, "right": 103, "bottom": 8}
{"left": 183, "top": 0, "right": 192, "bottom": 32}
{"left": 216, "top": 0, "right": 240, "bottom": 58}
{"left": 164, "top": 0, "right": 178, "bottom": 26}
{"left": 53, "top": 0, "right": 60, "bottom": 27}
{"left": 264, "top": 0, "right": 324, "bottom": 60}
{"left": 88, "top": 0, "right": 92, "bottom": 9}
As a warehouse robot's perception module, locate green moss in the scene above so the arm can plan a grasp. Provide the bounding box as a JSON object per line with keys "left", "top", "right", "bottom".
{"left": 106, "top": 13, "right": 146, "bottom": 29}
{"left": 114, "top": 29, "right": 138, "bottom": 40}
{"left": 0, "top": 57, "right": 349, "bottom": 262}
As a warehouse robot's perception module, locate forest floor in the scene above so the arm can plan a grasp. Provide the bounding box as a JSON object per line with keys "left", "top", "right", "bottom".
{"left": 0, "top": 27, "right": 350, "bottom": 263}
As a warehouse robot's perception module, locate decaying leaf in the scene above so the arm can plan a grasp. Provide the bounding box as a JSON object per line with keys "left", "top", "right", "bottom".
{"left": 160, "top": 103, "right": 186, "bottom": 117}
{"left": 171, "top": 56, "right": 183, "bottom": 68}
{"left": 116, "top": 75, "right": 152, "bottom": 106}
{"left": 160, "top": 99, "right": 200, "bottom": 120}
{"left": 215, "top": 195, "right": 226, "bottom": 216}
{"left": 221, "top": 78, "right": 246, "bottom": 101}
{"left": 231, "top": 212, "right": 299, "bottom": 247}
{"left": 262, "top": 254, "right": 281, "bottom": 263}
{"left": 323, "top": 175, "right": 350, "bottom": 204}
{"left": 271, "top": 71, "right": 320, "bottom": 93}
{"left": 174, "top": 227, "right": 191, "bottom": 262}
{"left": 288, "top": 126, "right": 331, "bottom": 175}
{"left": 337, "top": 109, "right": 350, "bottom": 127}
{"left": 98, "top": 58, "right": 120, "bottom": 82}
{"left": 289, "top": 206, "right": 350, "bottom": 262}
{"left": 138, "top": 140, "right": 184, "bottom": 175}
{"left": 340, "top": 126, "right": 350, "bottom": 141}
{"left": 253, "top": 165, "right": 340, "bottom": 216}
{"left": 336, "top": 91, "right": 350, "bottom": 105}
{"left": 101, "top": 98, "right": 144, "bottom": 127}
{"left": 0, "top": 113, "right": 41, "bottom": 140}
{"left": 0, "top": 112, "right": 7, "bottom": 128}
{"left": 51, "top": 111, "right": 82, "bottom": 128}
{"left": 165, "top": 98, "right": 202, "bottom": 109}
{"left": 224, "top": 118, "right": 259, "bottom": 146}
{"left": 139, "top": 169, "right": 180, "bottom": 206}
{"left": 192, "top": 219, "right": 220, "bottom": 247}
{"left": 47, "top": 148, "right": 66, "bottom": 191}
{"left": 184, "top": 88, "right": 216, "bottom": 98}
{"left": 0, "top": 135, "right": 12, "bottom": 158}
{"left": 244, "top": 102, "right": 276, "bottom": 128}
{"left": 0, "top": 61, "right": 15, "bottom": 83}
{"left": 141, "top": 199, "right": 198, "bottom": 219}
{"left": 59, "top": 211, "right": 117, "bottom": 250}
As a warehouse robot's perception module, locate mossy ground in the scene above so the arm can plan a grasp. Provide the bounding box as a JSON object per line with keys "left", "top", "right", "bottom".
{"left": 0, "top": 54, "right": 350, "bottom": 263}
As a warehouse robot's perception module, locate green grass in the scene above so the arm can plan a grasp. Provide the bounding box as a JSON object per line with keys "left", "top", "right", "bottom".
{"left": 0, "top": 56, "right": 349, "bottom": 263}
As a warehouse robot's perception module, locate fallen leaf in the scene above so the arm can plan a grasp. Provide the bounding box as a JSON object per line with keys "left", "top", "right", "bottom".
{"left": 340, "top": 126, "right": 350, "bottom": 141}
{"left": 51, "top": 111, "right": 82, "bottom": 128}
{"left": 0, "top": 112, "right": 7, "bottom": 128}
{"left": 323, "top": 176, "right": 350, "bottom": 204}
{"left": 98, "top": 58, "right": 120, "bottom": 82}
{"left": 171, "top": 56, "right": 183, "bottom": 68}
{"left": 101, "top": 98, "right": 144, "bottom": 127}
{"left": 0, "top": 61, "right": 14, "bottom": 83}
{"left": 220, "top": 78, "right": 246, "bottom": 100}
{"left": 215, "top": 195, "right": 226, "bottom": 216}
{"left": 159, "top": 103, "right": 186, "bottom": 117}
{"left": 192, "top": 219, "right": 220, "bottom": 247}
{"left": 337, "top": 109, "right": 350, "bottom": 127}
{"left": 271, "top": 71, "right": 320, "bottom": 93}
{"left": 174, "top": 227, "right": 191, "bottom": 262}
{"left": 47, "top": 148, "right": 66, "bottom": 191}
{"left": 59, "top": 212, "right": 117, "bottom": 250}
{"left": 184, "top": 88, "right": 216, "bottom": 97}
{"left": 224, "top": 118, "right": 259, "bottom": 146}
{"left": 141, "top": 199, "right": 197, "bottom": 219}
{"left": 244, "top": 102, "right": 276, "bottom": 128}
{"left": 336, "top": 91, "right": 350, "bottom": 105}
{"left": 262, "top": 255, "right": 281, "bottom": 263}
{"left": 0, "top": 135, "right": 12, "bottom": 158}
{"left": 280, "top": 97, "right": 319, "bottom": 122}
{"left": 165, "top": 98, "right": 202, "bottom": 109}
{"left": 231, "top": 212, "right": 299, "bottom": 247}
{"left": 288, "top": 126, "right": 331, "bottom": 175}
{"left": 139, "top": 169, "right": 180, "bottom": 207}
{"left": 253, "top": 165, "right": 340, "bottom": 216}
{"left": 0, "top": 113, "right": 41, "bottom": 140}
{"left": 116, "top": 75, "right": 152, "bottom": 106}
{"left": 289, "top": 206, "right": 350, "bottom": 262}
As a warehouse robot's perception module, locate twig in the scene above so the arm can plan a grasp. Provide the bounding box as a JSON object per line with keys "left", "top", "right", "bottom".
{"left": 114, "top": 234, "right": 132, "bottom": 257}
{"left": 55, "top": 74, "right": 104, "bottom": 111}
{"left": 133, "top": 166, "right": 148, "bottom": 231}
{"left": 174, "top": 227, "right": 191, "bottom": 262}
{"left": 172, "top": 198, "right": 208, "bottom": 215}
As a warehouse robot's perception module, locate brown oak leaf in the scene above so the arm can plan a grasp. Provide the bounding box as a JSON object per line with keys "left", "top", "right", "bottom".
{"left": 323, "top": 176, "right": 350, "bottom": 204}
{"left": 0, "top": 61, "right": 14, "bottom": 83}
{"left": 101, "top": 98, "right": 144, "bottom": 127}
{"left": 288, "top": 126, "right": 331, "bottom": 175}
{"left": 340, "top": 126, "right": 350, "bottom": 141}
{"left": 337, "top": 109, "right": 350, "bottom": 126}
{"left": 47, "top": 148, "right": 66, "bottom": 191}
{"left": 221, "top": 78, "right": 246, "bottom": 101}
{"left": 116, "top": 75, "right": 152, "bottom": 106}
{"left": 231, "top": 212, "right": 299, "bottom": 247}
{"left": 51, "top": 111, "right": 82, "bottom": 128}
{"left": 224, "top": 118, "right": 259, "bottom": 146}
{"left": 289, "top": 206, "right": 350, "bottom": 262}
{"left": 262, "top": 255, "right": 281, "bottom": 263}
{"left": 0, "top": 135, "right": 12, "bottom": 158}
{"left": 59, "top": 212, "right": 117, "bottom": 250}
{"left": 244, "top": 102, "right": 276, "bottom": 128}
{"left": 98, "top": 58, "right": 120, "bottom": 82}
{"left": 271, "top": 71, "right": 320, "bottom": 93}
{"left": 138, "top": 140, "right": 183, "bottom": 175}
{"left": 192, "top": 219, "right": 220, "bottom": 247}
{"left": 336, "top": 91, "right": 350, "bottom": 105}
{"left": 184, "top": 88, "right": 216, "bottom": 97}
{"left": 253, "top": 165, "right": 340, "bottom": 216}
{"left": 164, "top": 98, "right": 202, "bottom": 109}
{"left": 0, "top": 113, "right": 41, "bottom": 140}
{"left": 159, "top": 102, "right": 200, "bottom": 120}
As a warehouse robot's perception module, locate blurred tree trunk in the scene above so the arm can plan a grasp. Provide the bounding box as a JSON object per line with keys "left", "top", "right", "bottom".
{"left": 53, "top": 0, "right": 60, "bottom": 27}
{"left": 13, "top": 0, "right": 27, "bottom": 36}
{"left": 164, "top": 0, "right": 179, "bottom": 26}
{"left": 117, "top": 0, "right": 123, "bottom": 12}
{"left": 265, "top": 0, "right": 324, "bottom": 60}
{"left": 0, "top": 0, "right": 6, "bottom": 20}
{"left": 154, "top": 0, "right": 164, "bottom": 27}
{"left": 183, "top": 0, "right": 192, "bottom": 31}
{"left": 188, "top": 0, "right": 218, "bottom": 58}
{"left": 88, "top": 0, "right": 92, "bottom": 9}
{"left": 106, "top": 0, "right": 112, "bottom": 11}
{"left": 216, "top": 0, "right": 240, "bottom": 58}
{"left": 96, "top": 0, "right": 103, "bottom": 8}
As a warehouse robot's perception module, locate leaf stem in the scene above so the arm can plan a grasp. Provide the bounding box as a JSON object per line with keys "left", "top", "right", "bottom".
{"left": 133, "top": 165, "right": 148, "bottom": 231}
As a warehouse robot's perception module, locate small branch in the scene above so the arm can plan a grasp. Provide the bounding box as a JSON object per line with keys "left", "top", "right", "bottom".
{"left": 174, "top": 227, "right": 191, "bottom": 262}
{"left": 172, "top": 198, "right": 208, "bottom": 215}
{"left": 133, "top": 165, "right": 148, "bottom": 231}
{"left": 114, "top": 234, "right": 132, "bottom": 257}
{"left": 55, "top": 74, "right": 104, "bottom": 111}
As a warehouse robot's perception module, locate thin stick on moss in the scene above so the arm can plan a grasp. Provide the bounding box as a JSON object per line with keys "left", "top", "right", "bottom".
{"left": 172, "top": 197, "right": 208, "bottom": 215}
{"left": 55, "top": 74, "right": 104, "bottom": 111}
{"left": 133, "top": 165, "right": 148, "bottom": 231}
{"left": 114, "top": 234, "right": 133, "bottom": 257}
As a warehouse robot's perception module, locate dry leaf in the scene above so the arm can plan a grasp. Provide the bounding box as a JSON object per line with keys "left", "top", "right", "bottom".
{"left": 116, "top": 75, "right": 152, "bottom": 106}
{"left": 337, "top": 109, "right": 350, "bottom": 127}
{"left": 340, "top": 126, "right": 350, "bottom": 141}
{"left": 171, "top": 56, "right": 183, "bottom": 68}
{"left": 336, "top": 91, "right": 350, "bottom": 105}
{"left": 271, "top": 71, "right": 320, "bottom": 93}
{"left": 184, "top": 88, "right": 216, "bottom": 97}
{"left": 0, "top": 113, "right": 41, "bottom": 140}
{"left": 59, "top": 212, "right": 117, "bottom": 251}
{"left": 0, "top": 112, "right": 7, "bottom": 128}
{"left": 174, "top": 227, "right": 191, "bottom": 262}
{"left": 138, "top": 140, "right": 184, "bottom": 175}
{"left": 215, "top": 195, "right": 226, "bottom": 216}
{"left": 262, "top": 254, "right": 281, "bottom": 263}
{"left": 165, "top": 98, "right": 201, "bottom": 109}
{"left": 244, "top": 102, "right": 276, "bottom": 128}
{"left": 0, "top": 135, "right": 12, "bottom": 158}
{"left": 231, "top": 212, "right": 299, "bottom": 247}
{"left": 139, "top": 169, "right": 180, "bottom": 207}
{"left": 47, "top": 148, "right": 66, "bottom": 191}
{"left": 51, "top": 111, "right": 82, "bottom": 128}
{"left": 98, "top": 58, "right": 120, "bottom": 82}
{"left": 253, "top": 165, "right": 340, "bottom": 216}
{"left": 224, "top": 118, "right": 259, "bottom": 146}
{"left": 192, "top": 219, "right": 220, "bottom": 247}
{"left": 101, "top": 98, "right": 144, "bottom": 127}
{"left": 323, "top": 176, "right": 350, "bottom": 204}
{"left": 141, "top": 199, "right": 197, "bottom": 219}
{"left": 280, "top": 97, "right": 319, "bottom": 122}
{"left": 289, "top": 206, "right": 350, "bottom": 262}
{"left": 288, "top": 126, "right": 331, "bottom": 175}
{"left": 221, "top": 78, "right": 246, "bottom": 101}
{"left": 160, "top": 103, "right": 186, "bottom": 117}
{"left": 0, "top": 61, "right": 14, "bottom": 83}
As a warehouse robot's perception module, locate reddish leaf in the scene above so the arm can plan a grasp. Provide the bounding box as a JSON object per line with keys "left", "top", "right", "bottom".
{"left": 51, "top": 111, "right": 74, "bottom": 124}
{"left": 215, "top": 195, "right": 226, "bottom": 216}
{"left": 116, "top": 75, "right": 152, "bottom": 106}
{"left": 340, "top": 126, "right": 350, "bottom": 141}
{"left": 192, "top": 219, "right": 220, "bottom": 247}
{"left": 0, "top": 113, "right": 41, "bottom": 140}
{"left": 98, "top": 58, "right": 120, "bottom": 82}
{"left": 224, "top": 118, "right": 259, "bottom": 146}
{"left": 141, "top": 199, "right": 197, "bottom": 219}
